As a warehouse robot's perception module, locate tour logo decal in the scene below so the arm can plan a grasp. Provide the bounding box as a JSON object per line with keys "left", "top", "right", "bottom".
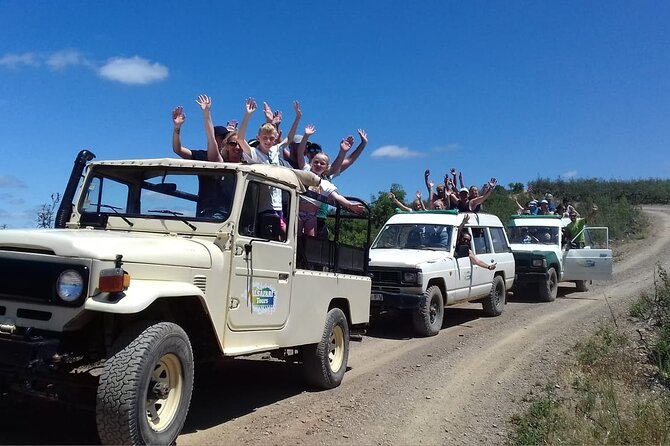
{"left": 250, "top": 283, "right": 277, "bottom": 314}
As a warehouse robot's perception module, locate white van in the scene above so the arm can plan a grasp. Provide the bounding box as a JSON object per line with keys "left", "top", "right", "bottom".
{"left": 368, "top": 211, "right": 515, "bottom": 336}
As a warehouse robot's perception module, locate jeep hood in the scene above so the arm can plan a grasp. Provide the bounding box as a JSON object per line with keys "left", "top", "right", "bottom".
{"left": 369, "top": 248, "right": 448, "bottom": 267}
{"left": 0, "top": 229, "right": 212, "bottom": 268}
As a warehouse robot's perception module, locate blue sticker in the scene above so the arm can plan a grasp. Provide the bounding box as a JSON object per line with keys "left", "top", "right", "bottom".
{"left": 250, "top": 283, "right": 277, "bottom": 314}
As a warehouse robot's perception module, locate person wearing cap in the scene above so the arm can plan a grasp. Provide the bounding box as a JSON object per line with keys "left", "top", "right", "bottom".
{"left": 528, "top": 200, "right": 539, "bottom": 215}
{"left": 538, "top": 199, "right": 550, "bottom": 215}
{"left": 454, "top": 178, "right": 497, "bottom": 213}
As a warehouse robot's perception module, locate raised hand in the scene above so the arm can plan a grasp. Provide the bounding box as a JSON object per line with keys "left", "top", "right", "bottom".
{"left": 451, "top": 168, "right": 457, "bottom": 176}
{"left": 340, "top": 135, "right": 354, "bottom": 152}
{"left": 458, "top": 171, "right": 463, "bottom": 182}
{"left": 388, "top": 192, "right": 396, "bottom": 200}
{"left": 489, "top": 177, "right": 497, "bottom": 189}
{"left": 226, "top": 120, "right": 238, "bottom": 131}
{"left": 447, "top": 178, "right": 455, "bottom": 189}
{"left": 357, "top": 128, "right": 368, "bottom": 143}
{"left": 172, "top": 106, "right": 185, "bottom": 128}
{"left": 245, "top": 98, "right": 257, "bottom": 115}
{"left": 305, "top": 124, "right": 316, "bottom": 136}
{"left": 428, "top": 180, "right": 434, "bottom": 191}
{"left": 196, "top": 95, "right": 211, "bottom": 112}
{"left": 416, "top": 191, "right": 422, "bottom": 200}
{"left": 263, "top": 102, "right": 273, "bottom": 122}
{"left": 272, "top": 110, "right": 282, "bottom": 127}
{"left": 425, "top": 169, "right": 430, "bottom": 178}
{"left": 293, "top": 100, "right": 302, "bottom": 119}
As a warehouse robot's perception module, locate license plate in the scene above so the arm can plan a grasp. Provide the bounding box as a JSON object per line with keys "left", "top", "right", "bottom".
{"left": 371, "top": 293, "right": 384, "bottom": 302}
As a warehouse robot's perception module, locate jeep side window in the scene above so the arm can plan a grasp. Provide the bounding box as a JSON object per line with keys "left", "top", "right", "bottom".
{"left": 489, "top": 227, "right": 509, "bottom": 253}
{"left": 471, "top": 227, "right": 491, "bottom": 254}
{"left": 239, "top": 181, "right": 290, "bottom": 242}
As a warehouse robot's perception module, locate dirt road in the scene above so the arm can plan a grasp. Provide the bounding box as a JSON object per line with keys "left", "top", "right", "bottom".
{"left": 1, "top": 207, "right": 668, "bottom": 445}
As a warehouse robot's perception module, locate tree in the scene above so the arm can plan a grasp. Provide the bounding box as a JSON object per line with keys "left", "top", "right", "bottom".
{"left": 36, "top": 192, "right": 61, "bottom": 228}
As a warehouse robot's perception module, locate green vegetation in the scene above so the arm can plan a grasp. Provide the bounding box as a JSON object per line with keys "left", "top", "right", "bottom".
{"left": 510, "top": 267, "right": 670, "bottom": 445}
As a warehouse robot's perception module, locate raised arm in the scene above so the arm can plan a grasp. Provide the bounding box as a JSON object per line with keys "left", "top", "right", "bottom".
{"left": 427, "top": 179, "right": 435, "bottom": 209}
{"left": 296, "top": 124, "right": 315, "bottom": 170}
{"left": 458, "top": 171, "right": 465, "bottom": 189}
{"left": 283, "top": 101, "right": 302, "bottom": 149}
{"left": 237, "top": 98, "right": 257, "bottom": 157}
{"left": 416, "top": 191, "right": 426, "bottom": 211}
{"left": 388, "top": 192, "right": 412, "bottom": 212}
{"left": 469, "top": 178, "right": 497, "bottom": 209}
{"left": 172, "top": 106, "right": 192, "bottom": 159}
{"left": 328, "top": 136, "right": 354, "bottom": 177}
{"left": 195, "top": 95, "right": 222, "bottom": 163}
{"left": 337, "top": 129, "right": 368, "bottom": 174}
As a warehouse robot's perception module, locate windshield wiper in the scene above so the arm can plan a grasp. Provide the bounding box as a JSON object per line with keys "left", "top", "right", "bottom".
{"left": 94, "top": 204, "right": 134, "bottom": 227}
{"left": 148, "top": 209, "right": 197, "bottom": 231}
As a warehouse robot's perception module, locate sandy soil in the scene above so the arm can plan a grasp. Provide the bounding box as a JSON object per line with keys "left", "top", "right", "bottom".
{"left": 1, "top": 206, "right": 668, "bottom": 445}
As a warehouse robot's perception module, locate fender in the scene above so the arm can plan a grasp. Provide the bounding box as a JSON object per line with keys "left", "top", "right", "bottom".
{"left": 85, "top": 279, "right": 205, "bottom": 314}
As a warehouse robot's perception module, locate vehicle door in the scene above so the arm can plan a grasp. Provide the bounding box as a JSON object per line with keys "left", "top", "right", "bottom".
{"left": 227, "top": 180, "right": 294, "bottom": 331}
{"left": 562, "top": 227, "right": 613, "bottom": 281}
{"left": 470, "top": 227, "right": 496, "bottom": 298}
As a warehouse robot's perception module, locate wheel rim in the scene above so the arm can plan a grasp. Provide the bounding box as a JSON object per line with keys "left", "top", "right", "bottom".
{"left": 145, "top": 353, "right": 183, "bottom": 432}
{"left": 494, "top": 281, "right": 503, "bottom": 306}
{"left": 549, "top": 273, "right": 557, "bottom": 291}
{"left": 328, "top": 325, "right": 345, "bottom": 373}
{"left": 429, "top": 296, "right": 439, "bottom": 324}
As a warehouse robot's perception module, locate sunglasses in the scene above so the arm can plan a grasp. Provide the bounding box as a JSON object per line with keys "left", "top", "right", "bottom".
{"left": 227, "top": 141, "right": 240, "bottom": 147}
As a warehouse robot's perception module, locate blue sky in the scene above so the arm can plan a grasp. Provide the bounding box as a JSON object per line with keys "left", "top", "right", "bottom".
{"left": 1, "top": 0, "right": 668, "bottom": 228}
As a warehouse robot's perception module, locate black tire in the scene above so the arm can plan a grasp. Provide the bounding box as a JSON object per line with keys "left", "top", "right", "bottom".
{"left": 96, "top": 322, "right": 194, "bottom": 446}
{"left": 538, "top": 267, "right": 558, "bottom": 302}
{"left": 304, "top": 308, "right": 350, "bottom": 390}
{"left": 482, "top": 275, "right": 506, "bottom": 317}
{"left": 412, "top": 286, "right": 444, "bottom": 337}
{"left": 575, "top": 279, "right": 591, "bottom": 292}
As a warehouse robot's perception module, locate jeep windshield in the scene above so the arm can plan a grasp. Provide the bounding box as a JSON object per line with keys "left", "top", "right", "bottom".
{"left": 78, "top": 165, "right": 236, "bottom": 226}
{"left": 371, "top": 223, "right": 452, "bottom": 250}
{"left": 507, "top": 226, "right": 560, "bottom": 245}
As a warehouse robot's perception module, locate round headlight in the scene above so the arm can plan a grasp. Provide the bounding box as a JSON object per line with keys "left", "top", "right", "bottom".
{"left": 56, "top": 270, "right": 84, "bottom": 302}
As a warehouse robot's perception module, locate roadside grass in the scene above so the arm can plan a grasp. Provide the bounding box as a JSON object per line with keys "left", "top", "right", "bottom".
{"left": 510, "top": 266, "right": 670, "bottom": 445}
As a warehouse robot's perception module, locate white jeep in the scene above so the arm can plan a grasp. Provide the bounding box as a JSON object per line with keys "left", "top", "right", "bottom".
{"left": 507, "top": 214, "right": 613, "bottom": 301}
{"left": 368, "top": 211, "right": 515, "bottom": 336}
{"left": 0, "top": 151, "right": 371, "bottom": 445}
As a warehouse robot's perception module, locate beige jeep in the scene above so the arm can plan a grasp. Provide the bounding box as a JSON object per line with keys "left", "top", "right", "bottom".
{"left": 0, "top": 151, "right": 371, "bottom": 445}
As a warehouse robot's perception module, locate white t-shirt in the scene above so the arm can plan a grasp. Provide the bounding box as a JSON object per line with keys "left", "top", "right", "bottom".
{"left": 301, "top": 178, "right": 337, "bottom": 208}
{"left": 245, "top": 144, "right": 283, "bottom": 212}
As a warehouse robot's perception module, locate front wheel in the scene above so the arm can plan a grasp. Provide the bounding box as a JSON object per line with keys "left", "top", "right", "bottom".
{"left": 412, "top": 286, "right": 444, "bottom": 337}
{"left": 538, "top": 267, "right": 558, "bottom": 302}
{"left": 303, "top": 308, "right": 350, "bottom": 390}
{"left": 482, "top": 275, "right": 506, "bottom": 316}
{"left": 575, "top": 279, "right": 591, "bottom": 292}
{"left": 96, "top": 322, "right": 194, "bottom": 446}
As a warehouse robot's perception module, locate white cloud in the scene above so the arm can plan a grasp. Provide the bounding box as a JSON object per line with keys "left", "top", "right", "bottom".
{"left": 561, "top": 170, "right": 578, "bottom": 179}
{"left": 46, "top": 49, "right": 88, "bottom": 71}
{"left": 98, "top": 56, "right": 168, "bottom": 85}
{"left": 370, "top": 145, "right": 423, "bottom": 159}
{"left": 0, "top": 175, "right": 27, "bottom": 188}
{"left": 0, "top": 52, "right": 39, "bottom": 68}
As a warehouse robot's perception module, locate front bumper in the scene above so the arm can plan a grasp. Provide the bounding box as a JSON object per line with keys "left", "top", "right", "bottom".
{"left": 515, "top": 270, "right": 550, "bottom": 284}
{"left": 370, "top": 291, "right": 422, "bottom": 311}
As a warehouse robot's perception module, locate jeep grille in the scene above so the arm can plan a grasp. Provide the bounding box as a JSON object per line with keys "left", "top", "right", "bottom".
{"left": 0, "top": 258, "right": 89, "bottom": 306}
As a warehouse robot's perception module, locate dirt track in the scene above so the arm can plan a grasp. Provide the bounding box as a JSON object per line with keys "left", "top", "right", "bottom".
{"left": 1, "top": 206, "right": 668, "bottom": 445}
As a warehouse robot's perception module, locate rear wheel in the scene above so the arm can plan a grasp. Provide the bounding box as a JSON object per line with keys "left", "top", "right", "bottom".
{"left": 575, "top": 279, "right": 591, "bottom": 292}
{"left": 412, "top": 286, "right": 444, "bottom": 337}
{"left": 538, "top": 267, "right": 558, "bottom": 302}
{"left": 304, "top": 308, "right": 350, "bottom": 389}
{"left": 482, "top": 275, "right": 506, "bottom": 316}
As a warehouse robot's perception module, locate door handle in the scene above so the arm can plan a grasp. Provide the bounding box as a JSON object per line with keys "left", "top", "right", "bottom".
{"left": 278, "top": 273, "right": 289, "bottom": 281}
